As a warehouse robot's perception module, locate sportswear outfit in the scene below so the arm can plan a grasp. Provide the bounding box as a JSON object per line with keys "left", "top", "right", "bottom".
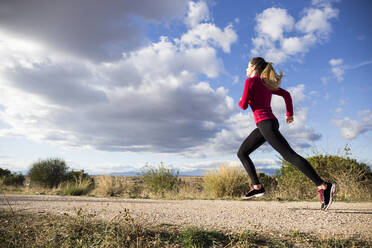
{"left": 237, "top": 74, "right": 324, "bottom": 186}
{"left": 237, "top": 74, "right": 335, "bottom": 210}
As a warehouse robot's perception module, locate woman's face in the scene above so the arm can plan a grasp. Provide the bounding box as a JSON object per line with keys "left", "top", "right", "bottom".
{"left": 246, "top": 62, "right": 255, "bottom": 77}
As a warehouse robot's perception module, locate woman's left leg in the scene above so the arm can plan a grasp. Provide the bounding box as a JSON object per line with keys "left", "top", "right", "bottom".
{"left": 257, "top": 119, "right": 324, "bottom": 186}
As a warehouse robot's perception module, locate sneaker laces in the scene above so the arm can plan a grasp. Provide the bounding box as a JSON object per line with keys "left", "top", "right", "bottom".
{"left": 317, "top": 188, "right": 324, "bottom": 203}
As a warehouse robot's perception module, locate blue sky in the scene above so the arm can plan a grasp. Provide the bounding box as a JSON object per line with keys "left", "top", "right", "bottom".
{"left": 0, "top": 0, "right": 371, "bottom": 176}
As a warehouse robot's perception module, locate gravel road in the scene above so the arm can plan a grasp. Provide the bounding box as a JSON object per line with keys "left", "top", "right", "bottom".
{"left": 1, "top": 194, "right": 371, "bottom": 239}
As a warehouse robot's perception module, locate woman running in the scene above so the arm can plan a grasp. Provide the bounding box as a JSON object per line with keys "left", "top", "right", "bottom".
{"left": 237, "top": 57, "right": 335, "bottom": 210}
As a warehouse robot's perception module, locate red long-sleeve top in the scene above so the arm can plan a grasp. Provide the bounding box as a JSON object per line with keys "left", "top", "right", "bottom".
{"left": 238, "top": 74, "right": 293, "bottom": 124}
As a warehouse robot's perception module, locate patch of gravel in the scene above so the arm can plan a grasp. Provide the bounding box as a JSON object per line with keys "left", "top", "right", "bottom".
{"left": 2, "top": 194, "right": 371, "bottom": 239}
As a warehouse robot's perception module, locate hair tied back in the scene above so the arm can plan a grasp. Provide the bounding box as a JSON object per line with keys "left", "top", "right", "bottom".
{"left": 260, "top": 62, "right": 283, "bottom": 91}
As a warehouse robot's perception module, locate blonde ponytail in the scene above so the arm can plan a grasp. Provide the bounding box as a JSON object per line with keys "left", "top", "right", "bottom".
{"left": 260, "top": 62, "right": 283, "bottom": 91}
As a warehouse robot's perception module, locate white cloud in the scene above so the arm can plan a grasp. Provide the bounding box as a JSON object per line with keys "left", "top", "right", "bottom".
{"left": 331, "top": 67, "right": 344, "bottom": 81}
{"left": 255, "top": 8, "right": 295, "bottom": 41}
{"left": 311, "top": 0, "right": 341, "bottom": 6}
{"left": 251, "top": 2, "right": 338, "bottom": 64}
{"left": 130, "top": 36, "right": 222, "bottom": 78}
{"left": 345, "top": 59, "right": 372, "bottom": 70}
{"left": 180, "top": 23, "right": 237, "bottom": 53}
{"left": 271, "top": 85, "right": 321, "bottom": 148}
{"left": 254, "top": 158, "right": 282, "bottom": 170}
{"left": 333, "top": 110, "right": 372, "bottom": 139}
{"left": 327, "top": 58, "right": 372, "bottom": 82}
{"left": 179, "top": 1, "right": 237, "bottom": 54}
{"left": 178, "top": 158, "right": 281, "bottom": 175}
{"left": 329, "top": 58, "right": 344, "bottom": 81}
{"left": 0, "top": 1, "right": 238, "bottom": 156}
{"left": 329, "top": 58, "right": 343, "bottom": 66}
{"left": 281, "top": 37, "right": 304, "bottom": 55}
{"left": 296, "top": 6, "right": 338, "bottom": 36}
{"left": 184, "top": 1, "right": 210, "bottom": 27}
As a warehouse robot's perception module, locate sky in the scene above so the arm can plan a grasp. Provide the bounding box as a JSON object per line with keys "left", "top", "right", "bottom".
{"left": 0, "top": 0, "right": 371, "bottom": 176}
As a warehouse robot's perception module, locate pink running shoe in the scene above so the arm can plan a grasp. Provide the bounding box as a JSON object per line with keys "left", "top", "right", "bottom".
{"left": 318, "top": 182, "right": 336, "bottom": 211}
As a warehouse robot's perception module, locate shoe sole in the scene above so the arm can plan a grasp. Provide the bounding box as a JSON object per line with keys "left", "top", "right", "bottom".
{"left": 241, "top": 192, "right": 266, "bottom": 200}
{"left": 323, "top": 183, "right": 336, "bottom": 211}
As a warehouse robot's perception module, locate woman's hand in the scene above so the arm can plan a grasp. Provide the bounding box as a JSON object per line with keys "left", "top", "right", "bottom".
{"left": 286, "top": 116, "right": 294, "bottom": 124}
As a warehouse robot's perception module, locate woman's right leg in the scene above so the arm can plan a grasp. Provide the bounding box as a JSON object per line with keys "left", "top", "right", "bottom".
{"left": 237, "top": 128, "right": 266, "bottom": 185}
{"left": 257, "top": 119, "right": 324, "bottom": 186}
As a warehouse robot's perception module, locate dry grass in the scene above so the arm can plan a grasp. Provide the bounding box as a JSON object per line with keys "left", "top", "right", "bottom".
{"left": 94, "top": 175, "right": 129, "bottom": 197}
{"left": 202, "top": 165, "right": 251, "bottom": 198}
{"left": 62, "top": 177, "right": 93, "bottom": 196}
{"left": 1, "top": 207, "right": 370, "bottom": 248}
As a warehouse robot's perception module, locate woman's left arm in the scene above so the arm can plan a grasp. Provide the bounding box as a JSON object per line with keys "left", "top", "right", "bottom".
{"left": 272, "top": 88, "right": 293, "bottom": 117}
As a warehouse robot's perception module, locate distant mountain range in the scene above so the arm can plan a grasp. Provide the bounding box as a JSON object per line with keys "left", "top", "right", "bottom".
{"left": 110, "top": 168, "right": 279, "bottom": 177}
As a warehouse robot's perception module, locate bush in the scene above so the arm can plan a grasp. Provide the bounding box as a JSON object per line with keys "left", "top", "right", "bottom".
{"left": 3, "top": 174, "right": 25, "bottom": 187}
{"left": 28, "top": 158, "right": 69, "bottom": 188}
{"left": 0, "top": 168, "right": 11, "bottom": 177}
{"left": 0, "top": 168, "right": 25, "bottom": 187}
{"left": 63, "top": 179, "right": 93, "bottom": 196}
{"left": 95, "top": 175, "right": 128, "bottom": 197}
{"left": 276, "top": 155, "right": 372, "bottom": 201}
{"left": 203, "top": 165, "right": 250, "bottom": 198}
{"left": 257, "top": 172, "right": 278, "bottom": 195}
{"left": 62, "top": 170, "right": 94, "bottom": 196}
{"left": 64, "top": 170, "right": 91, "bottom": 183}
{"left": 141, "top": 163, "right": 180, "bottom": 196}
{"left": 275, "top": 160, "right": 315, "bottom": 200}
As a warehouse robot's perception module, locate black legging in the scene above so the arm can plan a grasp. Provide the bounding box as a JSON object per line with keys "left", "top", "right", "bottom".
{"left": 237, "top": 118, "right": 324, "bottom": 186}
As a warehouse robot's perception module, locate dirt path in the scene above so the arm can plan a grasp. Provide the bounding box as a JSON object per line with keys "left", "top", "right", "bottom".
{"left": 2, "top": 194, "right": 371, "bottom": 239}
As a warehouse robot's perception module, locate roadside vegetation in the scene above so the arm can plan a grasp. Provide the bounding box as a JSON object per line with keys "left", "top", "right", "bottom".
{"left": 1, "top": 147, "right": 372, "bottom": 201}
{"left": 1, "top": 208, "right": 370, "bottom": 248}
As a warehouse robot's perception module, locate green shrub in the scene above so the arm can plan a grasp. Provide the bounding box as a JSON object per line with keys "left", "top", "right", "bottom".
{"left": 276, "top": 155, "right": 372, "bottom": 201}
{"left": 0, "top": 168, "right": 11, "bottom": 177}
{"left": 63, "top": 170, "right": 91, "bottom": 183}
{"left": 202, "top": 165, "right": 250, "bottom": 198}
{"left": 0, "top": 168, "right": 25, "bottom": 187}
{"left": 257, "top": 172, "right": 278, "bottom": 195}
{"left": 3, "top": 174, "right": 25, "bottom": 187}
{"left": 141, "top": 163, "right": 180, "bottom": 195}
{"left": 275, "top": 160, "right": 315, "bottom": 200}
{"left": 28, "top": 158, "right": 69, "bottom": 188}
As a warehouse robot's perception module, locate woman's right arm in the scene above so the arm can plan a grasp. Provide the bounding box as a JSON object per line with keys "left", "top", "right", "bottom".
{"left": 238, "top": 78, "right": 253, "bottom": 110}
